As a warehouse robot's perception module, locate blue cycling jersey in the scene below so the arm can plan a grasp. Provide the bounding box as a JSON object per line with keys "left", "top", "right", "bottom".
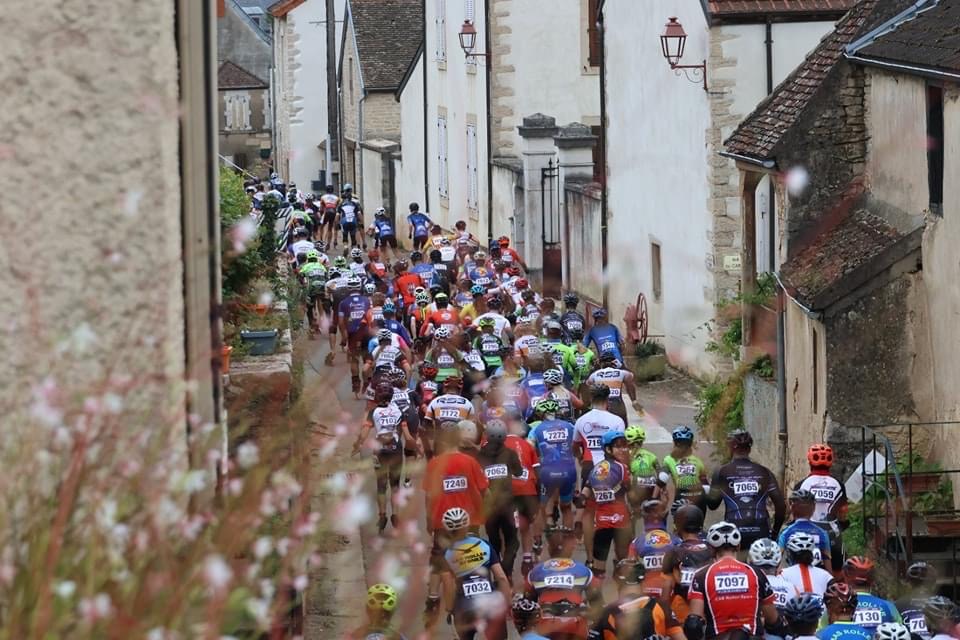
{"left": 528, "top": 419, "right": 577, "bottom": 467}
{"left": 518, "top": 373, "right": 548, "bottom": 418}
{"left": 852, "top": 593, "right": 901, "bottom": 630}
{"left": 408, "top": 212, "right": 431, "bottom": 237}
{"left": 583, "top": 324, "right": 623, "bottom": 360}
{"left": 778, "top": 519, "right": 832, "bottom": 558}
{"left": 374, "top": 218, "right": 395, "bottom": 237}
{"left": 818, "top": 622, "right": 873, "bottom": 640}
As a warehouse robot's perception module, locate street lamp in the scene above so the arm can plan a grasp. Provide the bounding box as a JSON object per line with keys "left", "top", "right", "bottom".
{"left": 459, "top": 20, "right": 488, "bottom": 59}
{"left": 659, "top": 17, "right": 707, "bottom": 91}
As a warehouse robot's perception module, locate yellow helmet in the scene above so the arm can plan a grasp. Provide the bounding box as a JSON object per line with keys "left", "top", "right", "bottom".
{"left": 366, "top": 583, "right": 398, "bottom": 612}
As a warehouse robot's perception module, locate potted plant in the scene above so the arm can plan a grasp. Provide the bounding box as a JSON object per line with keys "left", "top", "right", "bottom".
{"left": 625, "top": 340, "right": 667, "bottom": 382}
{"left": 889, "top": 453, "right": 944, "bottom": 496}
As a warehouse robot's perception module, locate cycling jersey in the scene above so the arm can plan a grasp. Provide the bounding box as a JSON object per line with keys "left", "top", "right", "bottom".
{"left": 416, "top": 380, "right": 439, "bottom": 413}
{"left": 422, "top": 308, "right": 460, "bottom": 336}
{"left": 587, "top": 367, "right": 629, "bottom": 402}
{"left": 559, "top": 310, "right": 586, "bottom": 339}
{"left": 452, "top": 291, "right": 473, "bottom": 308}
{"left": 663, "top": 454, "right": 707, "bottom": 502}
{"left": 410, "top": 262, "right": 434, "bottom": 281}
{"left": 424, "top": 452, "right": 489, "bottom": 530}
{"left": 568, "top": 347, "right": 596, "bottom": 387}
{"left": 796, "top": 471, "right": 848, "bottom": 532}
{"left": 504, "top": 434, "right": 539, "bottom": 497}
{"left": 708, "top": 457, "right": 785, "bottom": 543}
{"left": 574, "top": 410, "right": 626, "bottom": 464}
{"left": 425, "top": 393, "right": 475, "bottom": 426}
{"left": 817, "top": 622, "right": 873, "bottom": 640}
{"left": 628, "top": 529, "right": 679, "bottom": 597}
{"left": 373, "top": 218, "right": 395, "bottom": 238}
{"left": 425, "top": 346, "right": 463, "bottom": 382}
{"left": 339, "top": 198, "right": 362, "bottom": 225}
{"left": 339, "top": 294, "right": 372, "bottom": 334}
{"left": 468, "top": 266, "right": 494, "bottom": 288}
{"left": 527, "top": 557, "right": 599, "bottom": 638}
{"left": 662, "top": 538, "right": 713, "bottom": 599}
{"left": 777, "top": 519, "right": 831, "bottom": 564}
{"left": 587, "top": 459, "right": 631, "bottom": 530}
{"left": 477, "top": 444, "right": 523, "bottom": 514}
{"left": 584, "top": 324, "right": 623, "bottom": 360}
{"left": 319, "top": 193, "right": 339, "bottom": 219}
{"left": 479, "top": 401, "right": 509, "bottom": 425}
{"left": 367, "top": 404, "right": 405, "bottom": 454}
{"left": 408, "top": 212, "right": 431, "bottom": 237}
{"left": 514, "top": 334, "right": 542, "bottom": 360}
{"left": 443, "top": 535, "right": 502, "bottom": 606}
{"left": 370, "top": 344, "right": 405, "bottom": 370}
{"left": 630, "top": 449, "right": 660, "bottom": 488}
{"left": 852, "top": 592, "right": 901, "bottom": 631}
{"left": 589, "top": 595, "right": 682, "bottom": 640}
{"left": 547, "top": 386, "right": 577, "bottom": 421}
{"left": 473, "top": 312, "right": 511, "bottom": 339}
{"left": 382, "top": 318, "right": 413, "bottom": 346}
{"left": 765, "top": 572, "right": 799, "bottom": 611}
{"left": 474, "top": 333, "right": 505, "bottom": 367}
{"left": 528, "top": 419, "right": 577, "bottom": 468}
{"left": 688, "top": 556, "right": 775, "bottom": 637}
{"left": 780, "top": 563, "right": 832, "bottom": 596}
{"left": 289, "top": 239, "right": 315, "bottom": 263}
{"left": 517, "top": 373, "right": 548, "bottom": 418}
{"left": 896, "top": 600, "right": 931, "bottom": 639}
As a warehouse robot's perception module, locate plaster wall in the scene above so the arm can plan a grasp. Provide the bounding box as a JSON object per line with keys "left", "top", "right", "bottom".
{"left": 360, "top": 145, "right": 385, "bottom": 211}
{"left": 565, "top": 183, "right": 603, "bottom": 302}
{"left": 491, "top": 162, "right": 523, "bottom": 249}
{"left": 397, "top": 53, "right": 427, "bottom": 219}
{"left": 219, "top": 2, "right": 272, "bottom": 80}
{"left": 783, "top": 302, "right": 827, "bottom": 482}
{"left": 0, "top": 1, "right": 186, "bottom": 443}
{"left": 743, "top": 372, "right": 781, "bottom": 476}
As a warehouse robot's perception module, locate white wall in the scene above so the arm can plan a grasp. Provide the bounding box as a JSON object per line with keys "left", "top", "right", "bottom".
{"left": 398, "top": 53, "right": 427, "bottom": 220}
{"left": 605, "top": 0, "right": 715, "bottom": 374}
{"left": 424, "top": 0, "right": 490, "bottom": 238}
{"left": 360, "top": 146, "right": 384, "bottom": 211}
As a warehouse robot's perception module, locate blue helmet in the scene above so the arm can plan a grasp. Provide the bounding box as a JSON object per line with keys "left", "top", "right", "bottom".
{"left": 672, "top": 426, "right": 695, "bottom": 443}
{"left": 602, "top": 430, "right": 627, "bottom": 448}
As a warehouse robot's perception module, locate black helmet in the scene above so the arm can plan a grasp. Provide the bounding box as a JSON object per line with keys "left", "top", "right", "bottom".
{"left": 614, "top": 558, "right": 645, "bottom": 585}
{"left": 410, "top": 250, "right": 423, "bottom": 261}
{"left": 563, "top": 292, "right": 579, "bottom": 305}
{"left": 789, "top": 489, "right": 815, "bottom": 503}
{"left": 727, "top": 429, "right": 753, "bottom": 450}
{"left": 675, "top": 504, "right": 705, "bottom": 533}
{"left": 409, "top": 202, "right": 420, "bottom": 211}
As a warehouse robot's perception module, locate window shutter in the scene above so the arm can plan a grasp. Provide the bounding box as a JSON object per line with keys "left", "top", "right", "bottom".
{"left": 466, "top": 124, "right": 478, "bottom": 209}
{"left": 465, "top": 0, "right": 475, "bottom": 22}
{"left": 438, "top": 116, "right": 449, "bottom": 198}
{"left": 436, "top": 0, "right": 447, "bottom": 61}
{"left": 587, "top": 0, "right": 601, "bottom": 67}
{"left": 224, "top": 94, "right": 234, "bottom": 130}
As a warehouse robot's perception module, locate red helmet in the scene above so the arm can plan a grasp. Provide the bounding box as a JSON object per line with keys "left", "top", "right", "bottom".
{"left": 368, "top": 248, "right": 380, "bottom": 260}
{"left": 842, "top": 556, "right": 875, "bottom": 585}
{"left": 516, "top": 278, "right": 528, "bottom": 290}
{"left": 506, "top": 266, "right": 521, "bottom": 276}
{"left": 498, "top": 235, "right": 510, "bottom": 247}
{"left": 443, "top": 376, "right": 463, "bottom": 390}
{"left": 807, "top": 443, "right": 833, "bottom": 467}
{"left": 419, "top": 361, "right": 438, "bottom": 379}
{"left": 823, "top": 582, "right": 858, "bottom": 608}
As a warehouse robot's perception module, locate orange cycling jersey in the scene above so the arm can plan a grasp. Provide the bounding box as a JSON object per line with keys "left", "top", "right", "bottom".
{"left": 421, "top": 308, "right": 460, "bottom": 336}
{"left": 395, "top": 273, "right": 424, "bottom": 305}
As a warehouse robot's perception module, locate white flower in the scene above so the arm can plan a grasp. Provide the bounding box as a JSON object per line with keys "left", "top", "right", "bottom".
{"left": 179, "top": 470, "right": 207, "bottom": 494}
{"left": 70, "top": 323, "right": 98, "bottom": 354}
{"left": 55, "top": 580, "right": 77, "bottom": 599}
{"left": 237, "top": 442, "right": 259, "bottom": 469}
{"left": 98, "top": 500, "right": 118, "bottom": 528}
{"left": 203, "top": 555, "right": 233, "bottom": 591}
{"left": 332, "top": 494, "right": 373, "bottom": 534}
{"left": 293, "top": 575, "right": 308, "bottom": 591}
{"left": 253, "top": 537, "right": 272, "bottom": 560}
{"left": 246, "top": 597, "right": 271, "bottom": 627}
{"left": 102, "top": 393, "right": 124, "bottom": 414}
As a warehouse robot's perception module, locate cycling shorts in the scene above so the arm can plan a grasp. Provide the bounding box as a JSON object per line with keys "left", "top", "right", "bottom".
{"left": 374, "top": 450, "right": 403, "bottom": 492}
{"left": 380, "top": 234, "right": 398, "bottom": 249}
{"left": 514, "top": 495, "right": 539, "bottom": 522}
{"left": 342, "top": 222, "right": 358, "bottom": 234}
{"left": 593, "top": 526, "right": 632, "bottom": 564}
{"left": 539, "top": 465, "right": 577, "bottom": 504}
{"left": 347, "top": 328, "right": 369, "bottom": 354}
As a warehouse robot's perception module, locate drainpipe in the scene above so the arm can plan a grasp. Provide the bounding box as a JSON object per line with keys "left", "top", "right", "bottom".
{"left": 484, "top": 0, "right": 494, "bottom": 242}
{"left": 358, "top": 92, "right": 365, "bottom": 193}
{"left": 422, "top": 0, "right": 430, "bottom": 212}
{"left": 597, "top": 0, "right": 609, "bottom": 308}
{"left": 765, "top": 20, "right": 776, "bottom": 274}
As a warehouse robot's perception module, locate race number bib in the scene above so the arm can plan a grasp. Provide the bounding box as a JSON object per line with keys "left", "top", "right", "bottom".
{"left": 643, "top": 555, "right": 663, "bottom": 570}
{"left": 443, "top": 476, "right": 468, "bottom": 492}
{"left": 518, "top": 468, "right": 530, "bottom": 482}
{"left": 811, "top": 487, "right": 838, "bottom": 501}
{"left": 713, "top": 573, "right": 748, "bottom": 593}
{"left": 608, "top": 387, "right": 622, "bottom": 398}
{"left": 350, "top": 309, "right": 365, "bottom": 320}
{"left": 854, "top": 609, "right": 883, "bottom": 626}
{"left": 680, "top": 568, "right": 696, "bottom": 586}
{"left": 676, "top": 463, "right": 697, "bottom": 476}
{"left": 544, "top": 430, "right": 567, "bottom": 444}
{"left": 773, "top": 587, "right": 790, "bottom": 607}
{"left": 565, "top": 320, "right": 583, "bottom": 332}
{"left": 575, "top": 354, "right": 587, "bottom": 368}
{"left": 907, "top": 616, "right": 928, "bottom": 634}
{"left": 600, "top": 340, "right": 616, "bottom": 352}
{"left": 635, "top": 476, "right": 657, "bottom": 487}
{"left": 594, "top": 489, "right": 615, "bottom": 503}
{"left": 439, "top": 408, "right": 462, "bottom": 419}
{"left": 437, "top": 354, "right": 455, "bottom": 366}
{"left": 462, "top": 579, "right": 492, "bottom": 597}
{"left": 585, "top": 435, "right": 602, "bottom": 449}
{"left": 544, "top": 574, "right": 575, "bottom": 588}
{"left": 733, "top": 480, "right": 760, "bottom": 496}
{"left": 485, "top": 464, "right": 509, "bottom": 479}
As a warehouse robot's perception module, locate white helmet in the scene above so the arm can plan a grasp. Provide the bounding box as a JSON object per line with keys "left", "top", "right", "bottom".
{"left": 474, "top": 250, "right": 487, "bottom": 260}
{"left": 874, "top": 623, "right": 911, "bottom": 640}
{"left": 377, "top": 329, "right": 393, "bottom": 342}
{"left": 364, "top": 283, "right": 376, "bottom": 295}
{"left": 748, "top": 538, "right": 782, "bottom": 567}
{"left": 442, "top": 507, "right": 470, "bottom": 531}
{"left": 457, "top": 420, "right": 478, "bottom": 445}
{"left": 543, "top": 368, "right": 564, "bottom": 385}
{"left": 350, "top": 247, "right": 363, "bottom": 259}
{"left": 346, "top": 276, "right": 362, "bottom": 290}
{"left": 434, "top": 326, "right": 452, "bottom": 340}
{"left": 706, "top": 521, "right": 742, "bottom": 549}
{"left": 785, "top": 532, "right": 817, "bottom": 553}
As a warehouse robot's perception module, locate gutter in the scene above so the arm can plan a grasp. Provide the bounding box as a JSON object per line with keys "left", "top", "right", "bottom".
{"left": 485, "top": 0, "right": 494, "bottom": 242}
{"left": 844, "top": 54, "right": 960, "bottom": 82}
{"left": 422, "top": 1, "right": 430, "bottom": 214}
{"left": 597, "top": 0, "right": 609, "bottom": 307}
{"left": 718, "top": 150, "right": 776, "bottom": 169}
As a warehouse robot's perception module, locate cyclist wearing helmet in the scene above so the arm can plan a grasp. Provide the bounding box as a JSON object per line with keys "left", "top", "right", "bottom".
{"left": 628, "top": 527, "right": 681, "bottom": 600}
{"left": 780, "top": 532, "right": 832, "bottom": 597}
{"left": 663, "top": 426, "right": 709, "bottom": 512}
{"left": 686, "top": 522, "right": 784, "bottom": 640}
{"left": 380, "top": 301, "right": 413, "bottom": 345}
{"left": 338, "top": 276, "right": 373, "bottom": 396}
{"left": 661, "top": 504, "right": 713, "bottom": 622}
{"left": 498, "top": 235, "right": 528, "bottom": 271}
{"left": 586, "top": 351, "right": 642, "bottom": 424}
{"left": 778, "top": 489, "right": 832, "bottom": 567}
{"left": 820, "top": 582, "right": 871, "bottom": 640}
{"left": 451, "top": 277, "right": 474, "bottom": 309}
{"left": 336, "top": 185, "right": 364, "bottom": 247}
{"left": 559, "top": 292, "right": 586, "bottom": 342}
{"left": 300, "top": 253, "right": 328, "bottom": 337}
{"left": 922, "top": 596, "right": 958, "bottom": 640}
{"left": 474, "top": 316, "right": 506, "bottom": 377}
{"left": 406, "top": 202, "right": 432, "bottom": 250}
{"left": 542, "top": 320, "right": 575, "bottom": 372}
{"left": 625, "top": 424, "right": 661, "bottom": 507}
{"left": 784, "top": 594, "right": 826, "bottom": 640}
{"left": 421, "top": 291, "right": 460, "bottom": 337}
{"left": 842, "top": 556, "right": 901, "bottom": 630}
{"left": 368, "top": 207, "right": 397, "bottom": 260}
{"left": 583, "top": 308, "right": 625, "bottom": 362}
{"left": 473, "top": 303, "right": 512, "bottom": 341}
{"left": 424, "top": 376, "right": 475, "bottom": 431}
{"left": 353, "top": 383, "right": 420, "bottom": 533}
{"left": 589, "top": 557, "right": 684, "bottom": 640}
{"left": 439, "top": 506, "right": 511, "bottom": 640}
{"left": 706, "top": 429, "right": 786, "bottom": 548}
{"left": 517, "top": 354, "right": 551, "bottom": 421}
{"left": 407, "top": 290, "right": 432, "bottom": 353}
{"left": 875, "top": 623, "right": 913, "bottom": 640}
{"left": 289, "top": 226, "right": 315, "bottom": 266}
{"left": 348, "top": 583, "right": 407, "bottom": 640}
{"left": 796, "top": 443, "right": 848, "bottom": 571}
{"left": 747, "top": 538, "right": 798, "bottom": 614}
{"left": 458, "top": 284, "right": 487, "bottom": 326}
{"left": 424, "top": 325, "right": 465, "bottom": 383}
{"left": 477, "top": 420, "right": 524, "bottom": 577}
{"left": 582, "top": 431, "right": 633, "bottom": 578}
{"left": 500, "top": 414, "right": 541, "bottom": 577}
{"left": 323, "top": 268, "right": 351, "bottom": 364}
{"left": 566, "top": 325, "right": 597, "bottom": 389}
{"left": 528, "top": 397, "right": 579, "bottom": 531}
{"left": 512, "top": 594, "right": 550, "bottom": 640}
{"left": 896, "top": 562, "right": 938, "bottom": 639}
{"left": 544, "top": 366, "right": 583, "bottom": 421}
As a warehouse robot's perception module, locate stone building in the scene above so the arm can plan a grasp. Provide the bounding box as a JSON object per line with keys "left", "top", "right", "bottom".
{"left": 218, "top": 61, "right": 272, "bottom": 173}
{"left": 725, "top": 0, "right": 960, "bottom": 484}
{"left": 600, "top": 0, "right": 853, "bottom": 379}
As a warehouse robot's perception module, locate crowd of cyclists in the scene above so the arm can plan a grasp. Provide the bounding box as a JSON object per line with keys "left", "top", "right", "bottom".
{"left": 254, "top": 179, "right": 960, "bottom": 640}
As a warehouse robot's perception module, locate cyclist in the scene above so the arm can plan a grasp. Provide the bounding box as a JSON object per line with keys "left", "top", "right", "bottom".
{"left": 778, "top": 489, "right": 832, "bottom": 567}
{"left": 424, "top": 326, "right": 465, "bottom": 384}
{"left": 819, "top": 582, "right": 871, "bottom": 640}
{"left": 337, "top": 184, "right": 364, "bottom": 248}
{"left": 589, "top": 557, "right": 684, "bottom": 640}
{"left": 585, "top": 352, "right": 643, "bottom": 424}
{"left": 661, "top": 504, "right": 713, "bottom": 622}
{"left": 625, "top": 424, "right": 661, "bottom": 512}
{"left": 628, "top": 527, "right": 679, "bottom": 600}
{"left": 796, "top": 444, "right": 849, "bottom": 571}
{"left": 422, "top": 429, "right": 489, "bottom": 628}
{"left": 896, "top": 562, "right": 938, "bottom": 639}
{"left": 348, "top": 583, "right": 407, "bottom": 640}
{"left": 583, "top": 431, "right": 633, "bottom": 579}
{"left": 560, "top": 292, "right": 586, "bottom": 342}
{"left": 440, "top": 507, "right": 512, "bottom": 640}
{"left": 406, "top": 202, "right": 432, "bottom": 251}
{"left": 512, "top": 594, "right": 550, "bottom": 640}
{"left": 842, "top": 556, "right": 901, "bottom": 630}
{"left": 338, "top": 276, "right": 372, "bottom": 397}
{"left": 541, "top": 320, "right": 571, "bottom": 370}
{"left": 353, "top": 383, "right": 421, "bottom": 533}
{"left": 663, "top": 426, "right": 709, "bottom": 512}
{"left": 748, "top": 538, "right": 798, "bottom": 615}
{"left": 289, "top": 226, "right": 315, "bottom": 266}
{"left": 369, "top": 208, "right": 398, "bottom": 260}
{"left": 583, "top": 308, "right": 624, "bottom": 362}
{"left": 526, "top": 524, "right": 602, "bottom": 639}
{"left": 424, "top": 376, "right": 475, "bottom": 434}
{"left": 318, "top": 185, "right": 340, "bottom": 247}
{"left": 497, "top": 235, "right": 528, "bottom": 272}
{"left": 506, "top": 415, "right": 541, "bottom": 576}
{"left": 875, "top": 624, "right": 913, "bottom": 640}
{"left": 380, "top": 301, "right": 413, "bottom": 345}
{"left": 527, "top": 398, "right": 578, "bottom": 531}
{"left": 566, "top": 326, "right": 596, "bottom": 390}
{"left": 517, "top": 354, "right": 550, "bottom": 420}
{"left": 706, "top": 429, "right": 786, "bottom": 549}
{"left": 784, "top": 594, "right": 827, "bottom": 640}
{"left": 300, "top": 252, "right": 328, "bottom": 337}
{"left": 473, "top": 297, "right": 512, "bottom": 341}
{"left": 421, "top": 291, "right": 460, "bottom": 337}
{"left": 922, "top": 596, "right": 958, "bottom": 640}
{"left": 323, "top": 266, "right": 350, "bottom": 365}
{"left": 474, "top": 316, "right": 506, "bottom": 377}
{"left": 543, "top": 367, "right": 582, "bottom": 421}
{"left": 478, "top": 420, "right": 524, "bottom": 578}
{"left": 780, "top": 532, "right": 831, "bottom": 597}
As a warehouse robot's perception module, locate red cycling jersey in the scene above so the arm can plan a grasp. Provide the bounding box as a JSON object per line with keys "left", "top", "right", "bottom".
{"left": 504, "top": 434, "right": 539, "bottom": 496}
{"left": 687, "top": 556, "right": 774, "bottom": 637}
{"left": 394, "top": 272, "right": 424, "bottom": 305}
{"left": 421, "top": 308, "right": 460, "bottom": 336}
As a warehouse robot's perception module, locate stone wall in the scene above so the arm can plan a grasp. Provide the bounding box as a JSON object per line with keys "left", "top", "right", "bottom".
{"left": 363, "top": 92, "right": 402, "bottom": 140}
{"left": 490, "top": 0, "right": 516, "bottom": 156}
{"left": 743, "top": 372, "right": 782, "bottom": 477}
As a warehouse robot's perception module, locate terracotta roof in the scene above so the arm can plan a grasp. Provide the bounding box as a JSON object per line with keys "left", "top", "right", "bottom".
{"left": 706, "top": 0, "right": 856, "bottom": 18}
{"left": 268, "top": 0, "right": 305, "bottom": 18}
{"left": 849, "top": 0, "right": 960, "bottom": 75}
{"left": 724, "top": 0, "right": 921, "bottom": 162}
{"left": 218, "top": 61, "right": 268, "bottom": 89}
{"left": 350, "top": 0, "right": 424, "bottom": 91}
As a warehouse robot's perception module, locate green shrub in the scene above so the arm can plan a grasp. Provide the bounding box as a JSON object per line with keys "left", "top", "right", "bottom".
{"left": 634, "top": 341, "right": 665, "bottom": 358}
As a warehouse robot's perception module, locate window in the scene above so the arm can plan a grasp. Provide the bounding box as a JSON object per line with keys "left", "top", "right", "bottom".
{"left": 466, "top": 123, "right": 479, "bottom": 209}
{"left": 261, "top": 90, "right": 272, "bottom": 131}
{"left": 438, "top": 115, "right": 449, "bottom": 198}
{"left": 927, "top": 85, "right": 944, "bottom": 216}
{"left": 651, "top": 242, "right": 662, "bottom": 301}
{"left": 587, "top": 0, "right": 601, "bottom": 67}
{"left": 435, "top": 0, "right": 447, "bottom": 62}
{"left": 224, "top": 91, "right": 251, "bottom": 131}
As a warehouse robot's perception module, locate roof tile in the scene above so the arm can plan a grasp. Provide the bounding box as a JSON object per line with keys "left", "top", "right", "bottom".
{"left": 218, "top": 61, "right": 268, "bottom": 89}
{"left": 852, "top": 0, "right": 960, "bottom": 74}
{"left": 351, "top": 0, "right": 424, "bottom": 90}
{"left": 707, "top": 0, "right": 857, "bottom": 17}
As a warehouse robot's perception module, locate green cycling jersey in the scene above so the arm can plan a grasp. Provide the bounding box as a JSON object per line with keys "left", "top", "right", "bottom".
{"left": 566, "top": 346, "right": 595, "bottom": 387}
{"left": 629, "top": 448, "right": 660, "bottom": 483}
{"left": 663, "top": 454, "right": 706, "bottom": 494}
